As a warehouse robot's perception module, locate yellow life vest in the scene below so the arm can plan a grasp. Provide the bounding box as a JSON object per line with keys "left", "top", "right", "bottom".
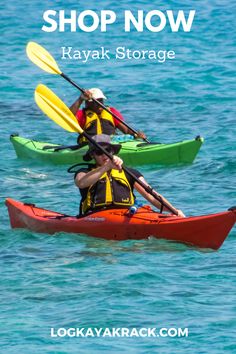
{"left": 81, "top": 169, "right": 135, "bottom": 214}
{"left": 79, "top": 108, "right": 116, "bottom": 144}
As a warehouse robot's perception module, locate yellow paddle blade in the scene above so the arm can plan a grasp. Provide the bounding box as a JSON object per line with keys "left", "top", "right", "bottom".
{"left": 26, "top": 42, "right": 62, "bottom": 75}
{"left": 35, "top": 84, "right": 83, "bottom": 134}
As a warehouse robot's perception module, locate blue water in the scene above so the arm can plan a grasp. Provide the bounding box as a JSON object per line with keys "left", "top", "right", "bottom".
{"left": 1, "top": 0, "right": 236, "bottom": 353}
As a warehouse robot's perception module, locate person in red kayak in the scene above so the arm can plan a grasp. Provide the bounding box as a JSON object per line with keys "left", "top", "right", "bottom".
{"left": 70, "top": 88, "right": 146, "bottom": 145}
{"left": 75, "top": 134, "right": 185, "bottom": 217}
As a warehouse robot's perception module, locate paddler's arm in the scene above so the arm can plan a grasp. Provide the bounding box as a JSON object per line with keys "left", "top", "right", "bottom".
{"left": 134, "top": 177, "right": 186, "bottom": 217}
{"left": 116, "top": 121, "right": 147, "bottom": 140}
{"left": 75, "top": 156, "right": 123, "bottom": 189}
{"left": 70, "top": 90, "right": 93, "bottom": 115}
{"left": 70, "top": 96, "right": 84, "bottom": 115}
{"left": 75, "top": 166, "right": 108, "bottom": 189}
{"left": 110, "top": 107, "right": 146, "bottom": 139}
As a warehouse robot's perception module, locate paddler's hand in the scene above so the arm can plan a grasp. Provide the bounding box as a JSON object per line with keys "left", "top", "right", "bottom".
{"left": 134, "top": 131, "right": 146, "bottom": 140}
{"left": 175, "top": 209, "right": 186, "bottom": 218}
{"left": 80, "top": 90, "right": 93, "bottom": 101}
{"left": 104, "top": 156, "right": 123, "bottom": 172}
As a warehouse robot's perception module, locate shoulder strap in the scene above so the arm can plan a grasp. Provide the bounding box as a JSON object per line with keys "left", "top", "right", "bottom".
{"left": 67, "top": 162, "right": 95, "bottom": 174}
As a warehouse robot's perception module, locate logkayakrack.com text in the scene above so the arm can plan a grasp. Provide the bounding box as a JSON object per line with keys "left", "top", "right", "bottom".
{"left": 61, "top": 46, "right": 176, "bottom": 63}
{"left": 50, "top": 327, "right": 188, "bottom": 338}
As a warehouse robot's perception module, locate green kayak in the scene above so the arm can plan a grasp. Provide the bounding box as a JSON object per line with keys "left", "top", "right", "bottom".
{"left": 10, "top": 134, "right": 203, "bottom": 166}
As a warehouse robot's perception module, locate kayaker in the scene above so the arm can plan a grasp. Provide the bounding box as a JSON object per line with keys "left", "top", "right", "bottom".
{"left": 74, "top": 134, "right": 185, "bottom": 217}
{"left": 70, "top": 88, "right": 146, "bottom": 145}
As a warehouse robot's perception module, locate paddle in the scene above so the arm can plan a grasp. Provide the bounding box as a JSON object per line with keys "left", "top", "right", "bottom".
{"left": 35, "top": 84, "right": 177, "bottom": 215}
{"left": 26, "top": 41, "right": 150, "bottom": 143}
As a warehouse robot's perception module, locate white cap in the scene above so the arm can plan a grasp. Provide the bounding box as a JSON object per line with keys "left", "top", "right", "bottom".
{"left": 88, "top": 88, "right": 107, "bottom": 101}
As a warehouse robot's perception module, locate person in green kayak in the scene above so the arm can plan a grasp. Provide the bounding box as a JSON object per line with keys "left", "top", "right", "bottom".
{"left": 74, "top": 134, "right": 185, "bottom": 217}
{"left": 70, "top": 88, "right": 146, "bottom": 145}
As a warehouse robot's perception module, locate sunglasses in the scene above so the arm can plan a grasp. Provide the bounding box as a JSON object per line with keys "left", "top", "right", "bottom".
{"left": 87, "top": 99, "right": 104, "bottom": 106}
{"left": 93, "top": 146, "right": 113, "bottom": 156}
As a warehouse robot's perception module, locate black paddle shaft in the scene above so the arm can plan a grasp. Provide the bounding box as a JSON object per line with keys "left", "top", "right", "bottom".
{"left": 60, "top": 72, "right": 150, "bottom": 143}
{"left": 83, "top": 131, "right": 177, "bottom": 215}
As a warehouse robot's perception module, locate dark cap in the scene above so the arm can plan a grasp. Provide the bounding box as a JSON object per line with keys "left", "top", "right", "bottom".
{"left": 83, "top": 134, "right": 121, "bottom": 162}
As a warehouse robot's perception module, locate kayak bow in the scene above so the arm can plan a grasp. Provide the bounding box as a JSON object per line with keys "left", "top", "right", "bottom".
{"left": 5, "top": 198, "right": 236, "bottom": 250}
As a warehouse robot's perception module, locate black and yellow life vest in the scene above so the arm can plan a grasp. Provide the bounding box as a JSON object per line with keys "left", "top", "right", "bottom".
{"left": 79, "top": 108, "right": 116, "bottom": 144}
{"left": 81, "top": 169, "right": 135, "bottom": 214}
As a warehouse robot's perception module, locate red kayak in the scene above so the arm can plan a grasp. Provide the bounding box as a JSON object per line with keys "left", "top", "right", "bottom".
{"left": 5, "top": 198, "right": 236, "bottom": 250}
